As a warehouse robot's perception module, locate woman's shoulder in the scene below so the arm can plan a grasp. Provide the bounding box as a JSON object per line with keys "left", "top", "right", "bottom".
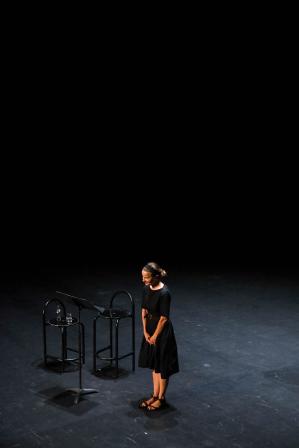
{"left": 143, "top": 285, "right": 151, "bottom": 295}
{"left": 160, "top": 284, "right": 171, "bottom": 296}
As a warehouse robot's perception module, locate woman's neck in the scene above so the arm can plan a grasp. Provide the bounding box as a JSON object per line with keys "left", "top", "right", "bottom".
{"left": 150, "top": 282, "right": 164, "bottom": 290}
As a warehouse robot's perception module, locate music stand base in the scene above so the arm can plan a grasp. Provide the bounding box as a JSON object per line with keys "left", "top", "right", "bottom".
{"left": 67, "top": 388, "right": 99, "bottom": 404}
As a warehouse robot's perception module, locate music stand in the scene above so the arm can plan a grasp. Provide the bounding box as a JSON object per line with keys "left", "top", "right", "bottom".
{"left": 56, "top": 291, "right": 105, "bottom": 319}
{"left": 55, "top": 291, "right": 104, "bottom": 403}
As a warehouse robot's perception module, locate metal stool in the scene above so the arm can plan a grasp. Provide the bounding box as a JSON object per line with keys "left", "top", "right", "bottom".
{"left": 42, "top": 298, "right": 85, "bottom": 371}
{"left": 93, "top": 290, "right": 135, "bottom": 378}
{"left": 43, "top": 302, "right": 98, "bottom": 404}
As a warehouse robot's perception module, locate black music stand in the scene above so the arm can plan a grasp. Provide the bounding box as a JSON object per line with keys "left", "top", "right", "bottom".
{"left": 56, "top": 291, "right": 105, "bottom": 318}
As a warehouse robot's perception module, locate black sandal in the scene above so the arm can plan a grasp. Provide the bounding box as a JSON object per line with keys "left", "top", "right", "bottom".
{"left": 146, "top": 397, "right": 166, "bottom": 411}
{"left": 138, "top": 395, "right": 158, "bottom": 409}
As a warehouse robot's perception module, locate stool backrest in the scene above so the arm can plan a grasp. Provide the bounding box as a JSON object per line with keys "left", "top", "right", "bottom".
{"left": 110, "top": 290, "right": 134, "bottom": 315}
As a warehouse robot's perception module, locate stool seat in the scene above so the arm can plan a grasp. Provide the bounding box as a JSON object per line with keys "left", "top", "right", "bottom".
{"left": 49, "top": 317, "right": 79, "bottom": 326}
{"left": 100, "top": 308, "right": 132, "bottom": 319}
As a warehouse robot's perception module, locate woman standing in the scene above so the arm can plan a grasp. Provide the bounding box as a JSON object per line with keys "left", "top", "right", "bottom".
{"left": 138, "top": 262, "right": 179, "bottom": 411}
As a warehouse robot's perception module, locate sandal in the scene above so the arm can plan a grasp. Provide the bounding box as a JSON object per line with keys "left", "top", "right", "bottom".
{"left": 146, "top": 397, "right": 166, "bottom": 411}
{"left": 138, "top": 395, "right": 158, "bottom": 409}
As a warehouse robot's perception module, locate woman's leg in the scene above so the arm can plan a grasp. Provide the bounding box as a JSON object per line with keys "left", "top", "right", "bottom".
{"left": 139, "top": 371, "right": 160, "bottom": 408}
{"left": 152, "top": 371, "right": 160, "bottom": 397}
{"left": 147, "top": 374, "right": 169, "bottom": 410}
{"left": 158, "top": 376, "right": 168, "bottom": 399}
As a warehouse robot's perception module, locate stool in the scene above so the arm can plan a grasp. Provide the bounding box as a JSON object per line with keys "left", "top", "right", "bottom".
{"left": 93, "top": 290, "right": 135, "bottom": 378}
{"left": 42, "top": 298, "right": 85, "bottom": 371}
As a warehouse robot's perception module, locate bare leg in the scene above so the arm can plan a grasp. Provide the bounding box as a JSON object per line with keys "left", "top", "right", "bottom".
{"left": 139, "top": 371, "right": 160, "bottom": 408}
{"left": 153, "top": 371, "right": 160, "bottom": 397}
{"left": 158, "top": 376, "right": 168, "bottom": 399}
{"left": 147, "top": 374, "right": 169, "bottom": 410}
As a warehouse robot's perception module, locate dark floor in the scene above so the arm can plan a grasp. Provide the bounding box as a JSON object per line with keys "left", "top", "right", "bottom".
{"left": 1, "top": 266, "right": 299, "bottom": 447}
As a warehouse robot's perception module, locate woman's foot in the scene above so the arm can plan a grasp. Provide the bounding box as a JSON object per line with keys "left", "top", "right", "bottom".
{"left": 138, "top": 395, "right": 158, "bottom": 409}
{"left": 146, "top": 397, "right": 166, "bottom": 411}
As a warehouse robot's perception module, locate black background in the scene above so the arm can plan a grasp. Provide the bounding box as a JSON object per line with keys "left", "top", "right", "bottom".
{"left": 2, "top": 146, "right": 298, "bottom": 276}
{"left": 1, "top": 0, "right": 296, "bottom": 276}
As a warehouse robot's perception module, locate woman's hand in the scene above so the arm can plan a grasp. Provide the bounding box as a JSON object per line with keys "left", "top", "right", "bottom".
{"left": 148, "top": 334, "right": 157, "bottom": 345}
{"left": 144, "top": 331, "right": 151, "bottom": 343}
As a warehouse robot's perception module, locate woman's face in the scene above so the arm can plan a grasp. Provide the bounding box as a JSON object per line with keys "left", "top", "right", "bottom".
{"left": 142, "top": 269, "right": 153, "bottom": 285}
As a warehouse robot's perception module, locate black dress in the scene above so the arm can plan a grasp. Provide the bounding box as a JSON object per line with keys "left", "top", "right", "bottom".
{"left": 138, "top": 285, "right": 179, "bottom": 379}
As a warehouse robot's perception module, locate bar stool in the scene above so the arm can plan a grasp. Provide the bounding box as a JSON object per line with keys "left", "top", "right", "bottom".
{"left": 93, "top": 290, "right": 135, "bottom": 378}
{"left": 42, "top": 298, "right": 84, "bottom": 371}
{"left": 43, "top": 300, "right": 98, "bottom": 404}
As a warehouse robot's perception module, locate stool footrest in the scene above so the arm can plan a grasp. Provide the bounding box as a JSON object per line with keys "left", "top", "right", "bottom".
{"left": 117, "top": 352, "right": 134, "bottom": 361}
{"left": 96, "top": 345, "right": 111, "bottom": 355}
{"left": 97, "top": 356, "right": 114, "bottom": 361}
{"left": 97, "top": 352, "right": 133, "bottom": 361}
{"left": 66, "top": 347, "right": 80, "bottom": 353}
{"left": 51, "top": 356, "right": 80, "bottom": 363}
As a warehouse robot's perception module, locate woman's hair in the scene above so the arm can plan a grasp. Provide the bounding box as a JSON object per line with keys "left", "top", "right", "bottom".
{"left": 143, "top": 261, "right": 167, "bottom": 278}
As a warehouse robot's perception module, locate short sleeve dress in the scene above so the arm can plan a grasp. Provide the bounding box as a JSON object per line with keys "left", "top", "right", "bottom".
{"left": 138, "top": 284, "right": 179, "bottom": 379}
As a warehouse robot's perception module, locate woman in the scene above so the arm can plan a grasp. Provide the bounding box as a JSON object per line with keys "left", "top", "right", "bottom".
{"left": 138, "top": 262, "right": 179, "bottom": 411}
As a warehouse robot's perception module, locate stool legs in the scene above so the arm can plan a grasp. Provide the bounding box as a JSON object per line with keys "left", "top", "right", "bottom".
{"left": 132, "top": 316, "right": 135, "bottom": 372}
{"left": 82, "top": 324, "right": 85, "bottom": 364}
{"left": 61, "top": 327, "right": 66, "bottom": 373}
{"left": 93, "top": 319, "right": 135, "bottom": 377}
{"left": 79, "top": 322, "right": 82, "bottom": 390}
{"left": 109, "top": 319, "right": 113, "bottom": 367}
{"left": 93, "top": 318, "right": 97, "bottom": 373}
{"left": 43, "top": 318, "right": 47, "bottom": 367}
{"left": 115, "top": 320, "right": 119, "bottom": 378}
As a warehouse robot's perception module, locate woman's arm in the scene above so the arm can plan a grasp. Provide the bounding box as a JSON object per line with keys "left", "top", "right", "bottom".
{"left": 148, "top": 316, "right": 168, "bottom": 344}
{"left": 142, "top": 308, "right": 150, "bottom": 342}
